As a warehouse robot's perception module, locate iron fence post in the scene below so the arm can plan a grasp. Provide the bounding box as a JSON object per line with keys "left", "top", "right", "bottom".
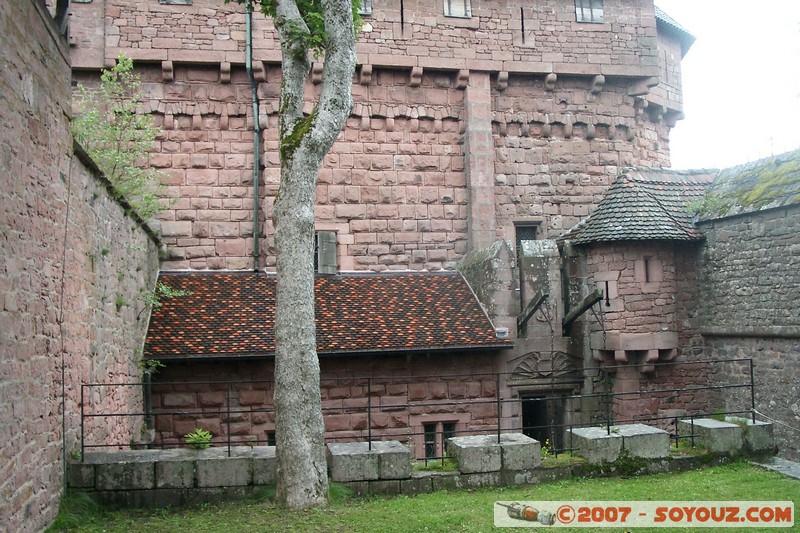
{"left": 368, "top": 377, "right": 372, "bottom": 450}
{"left": 749, "top": 359, "right": 756, "bottom": 423}
{"left": 80, "top": 385, "right": 85, "bottom": 462}
{"left": 496, "top": 373, "right": 501, "bottom": 443}
{"left": 604, "top": 367, "right": 611, "bottom": 435}
{"left": 227, "top": 383, "right": 232, "bottom": 457}
{"left": 143, "top": 372, "right": 153, "bottom": 433}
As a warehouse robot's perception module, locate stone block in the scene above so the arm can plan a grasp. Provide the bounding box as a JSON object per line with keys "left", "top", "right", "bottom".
{"left": 196, "top": 448, "right": 252, "bottom": 487}
{"left": 154, "top": 450, "right": 197, "bottom": 489}
{"left": 499, "top": 433, "right": 541, "bottom": 470}
{"left": 96, "top": 461, "right": 155, "bottom": 490}
{"left": 67, "top": 463, "right": 95, "bottom": 489}
{"left": 252, "top": 446, "right": 277, "bottom": 485}
{"left": 615, "top": 423, "right": 670, "bottom": 459}
{"left": 343, "top": 481, "right": 369, "bottom": 497}
{"left": 500, "top": 469, "right": 541, "bottom": 486}
{"left": 326, "top": 442, "right": 379, "bottom": 482}
{"left": 447, "top": 435, "right": 502, "bottom": 473}
{"left": 460, "top": 471, "right": 501, "bottom": 488}
{"left": 371, "top": 441, "right": 412, "bottom": 479}
{"left": 678, "top": 418, "right": 744, "bottom": 453}
{"left": 429, "top": 472, "right": 462, "bottom": 491}
{"left": 401, "top": 473, "right": 434, "bottom": 495}
{"left": 369, "top": 479, "right": 401, "bottom": 495}
{"left": 726, "top": 418, "right": 775, "bottom": 453}
{"left": 567, "top": 427, "right": 623, "bottom": 463}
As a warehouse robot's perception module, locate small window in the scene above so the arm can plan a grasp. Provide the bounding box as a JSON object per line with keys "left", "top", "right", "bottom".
{"left": 444, "top": 0, "right": 471, "bottom": 18}
{"left": 515, "top": 224, "right": 538, "bottom": 257}
{"left": 315, "top": 231, "right": 337, "bottom": 274}
{"left": 358, "top": 0, "right": 372, "bottom": 16}
{"left": 575, "top": 0, "right": 603, "bottom": 23}
{"left": 423, "top": 421, "right": 457, "bottom": 459}
{"left": 266, "top": 431, "right": 276, "bottom": 446}
{"left": 423, "top": 423, "right": 437, "bottom": 459}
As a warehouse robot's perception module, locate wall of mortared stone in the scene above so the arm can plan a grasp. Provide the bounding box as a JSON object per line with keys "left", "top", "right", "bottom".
{"left": 0, "top": 3, "right": 161, "bottom": 530}
{"left": 67, "top": 0, "right": 685, "bottom": 272}
{"left": 147, "top": 352, "right": 501, "bottom": 457}
{"left": 569, "top": 242, "right": 711, "bottom": 424}
{"left": 492, "top": 75, "right": 672, "bottom": 239}
{"left": 697, "top": 205, "right": 800, "bottom": 461}
{"left": 72, "top": 62, "right": 674, "bottom": 272}
{"left": 71, "top": 0, "right": 664, "bottom": 79}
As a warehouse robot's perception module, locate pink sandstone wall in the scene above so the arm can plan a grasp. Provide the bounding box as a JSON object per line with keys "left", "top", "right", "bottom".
{"left": 576, "top": 242, "right": 711, "bottom": 423}
{"left": 0, "top": 3, "right": 160, "bottom": 530}
{"left": 148, "top": 352, "right": 500, "bottom": 457}
{"left": 68, "top": 0, "right": 686, "bottom": 271}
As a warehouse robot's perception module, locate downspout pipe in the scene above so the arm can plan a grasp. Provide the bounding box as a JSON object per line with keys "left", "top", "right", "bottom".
{"left": 246, "top": 5, "right": 262, "bottom": 271}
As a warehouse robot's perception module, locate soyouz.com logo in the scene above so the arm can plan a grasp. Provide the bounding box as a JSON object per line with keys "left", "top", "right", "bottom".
{"left": 493, "top": 501, "right": 794, "bottom": 528}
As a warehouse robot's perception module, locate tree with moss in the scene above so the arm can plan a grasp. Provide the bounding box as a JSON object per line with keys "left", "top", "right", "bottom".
{"left": 231, "top": 0, "right": 358, "bottom": 509}
{"left": 72, "top": 54, "right": 168, "bottom": 221}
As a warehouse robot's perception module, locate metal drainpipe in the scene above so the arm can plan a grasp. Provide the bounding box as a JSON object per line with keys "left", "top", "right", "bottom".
{"left": 246, "top": 5, "right": 262, "bottom": 271}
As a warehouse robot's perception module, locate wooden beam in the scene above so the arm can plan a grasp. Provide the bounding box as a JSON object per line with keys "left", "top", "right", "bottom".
{"left": 562, "top": 288, "right": 603, "bottom": 332}
{"left": 516, "top": 289, "right": 548, "bottom": 337}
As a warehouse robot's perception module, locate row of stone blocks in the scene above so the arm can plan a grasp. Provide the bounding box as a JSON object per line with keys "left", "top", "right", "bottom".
{"left": 70, "top": 447, "right": 278, "bottom": 492}
{"left": 567, "top": 419, "right": 774, "bottom": 464}
{"left": 71, "top": 434, "right": 542, "bottom": 493}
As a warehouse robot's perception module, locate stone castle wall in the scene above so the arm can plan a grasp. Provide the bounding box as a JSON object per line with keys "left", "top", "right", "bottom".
{"left": 571, "top": 241, "right": 711, "bottom": 422}
{"left": 146, "top": 353, "right": 500, "bottom": 458}
{"left": 697, "top": 205, "right": 800, "bottom": 461}
{"left": 68, "top": 0, "right": 684, "bottom": 271}
{"left": 0, "top": 2, "right": 160, "bottom": 530}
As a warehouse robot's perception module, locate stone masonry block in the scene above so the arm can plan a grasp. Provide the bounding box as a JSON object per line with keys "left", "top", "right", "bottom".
{"left": 678, "top": 418, "right": 744, "bottom": 453}
{"left": 726, "top": 418, "right": 775, "bottom": 453}
{"left": 96, "top": 461, "right": 155, "bottom": 490}
{"left": 499, "top": 433, "right": 541, "bottom": 470}
{"left": 67, "top": 463, "right": 95, "bottom": 489}
{"left": 401, "top": 473, "right": 434, "bottom": 495}
{"left": 326, "top": 442, "right": 379, "bottom": 482}
{"left": 252, "top": 446, "right": 277, "bottom": 485}
{"left": 371, "top": 440, "right": 412, "bottom": 479}
{"left": 447, "top": 435, "right": 502, "bottom": 473}
{"left": 154, "top": 449, "right": 197, "bottom": 489}
{"left": 567, "top": 427, "right": 623, "bottom": 464}
{"left": 196, "top": 447, "right": 252, "bottom": 488}
{"left": 615, "top": 423, "right": 670, "bottom": 459}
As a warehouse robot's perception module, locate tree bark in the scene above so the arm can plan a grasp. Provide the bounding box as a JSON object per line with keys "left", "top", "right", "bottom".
{"left": 270, "top": 0, "right": 356, "bottom": 509}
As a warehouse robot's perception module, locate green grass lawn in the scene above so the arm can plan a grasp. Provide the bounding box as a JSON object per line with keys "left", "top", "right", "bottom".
{"left": 50, "top": 461, "right": 798, "bottom": 532}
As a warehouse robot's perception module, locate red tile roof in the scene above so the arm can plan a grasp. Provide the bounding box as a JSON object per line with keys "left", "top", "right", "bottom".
{"left": 144, "top": 271, "right": 511, "bottom": 359}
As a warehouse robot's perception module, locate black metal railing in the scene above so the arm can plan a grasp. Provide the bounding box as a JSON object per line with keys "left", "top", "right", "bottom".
{"left": 78, "top": 357, "right": 757, "bottom": 461}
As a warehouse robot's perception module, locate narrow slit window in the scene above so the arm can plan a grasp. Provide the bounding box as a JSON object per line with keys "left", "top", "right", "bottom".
{"left": 315, "top": 231, "right": 337, "bottom": 274}
{"left": 358, "top": 0, "right": 372, "bottom": 16}
{"left": 423, "top": 423, "right": 437, "bottom": 459}
{"left": 575, "top": 0, "right": 603, "bottom": 23}
{"left": 441, "top": 422, "right": 456, "bottom": 454}
{"left": 444, "top": 0, "right": 471, "bottom": 18}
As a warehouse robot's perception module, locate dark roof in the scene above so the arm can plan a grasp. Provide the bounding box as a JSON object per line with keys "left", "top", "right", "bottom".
{"left": 655, "top": 5, "right": 696, "bottom": 57}
{"left": 701, "top": 149, "right": 800, "bottom": 219}
{"left": 560, "top": 170, "right": 714, "bottom": 245}
{"left": 144, "top": 270, "right": 510, "bottom": 359}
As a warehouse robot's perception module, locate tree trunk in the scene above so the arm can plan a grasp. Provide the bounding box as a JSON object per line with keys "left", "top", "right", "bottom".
{"left": 270, "top": 0, "right": 356, "bottom": 509}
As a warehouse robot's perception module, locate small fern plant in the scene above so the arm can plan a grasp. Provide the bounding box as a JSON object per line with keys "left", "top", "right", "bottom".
{"left": 185, "top": 428, "right": 213, "bottom": 449}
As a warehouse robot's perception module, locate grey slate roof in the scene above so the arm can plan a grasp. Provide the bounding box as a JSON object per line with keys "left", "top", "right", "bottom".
{"left": 655, "top": 5, "right": 696, "bottom": 57}
{"left": 560, "top": 170, "right": 714, "bottom": 245}
{"left": 701, "top": 149, "right": 800, "bottom": 219}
